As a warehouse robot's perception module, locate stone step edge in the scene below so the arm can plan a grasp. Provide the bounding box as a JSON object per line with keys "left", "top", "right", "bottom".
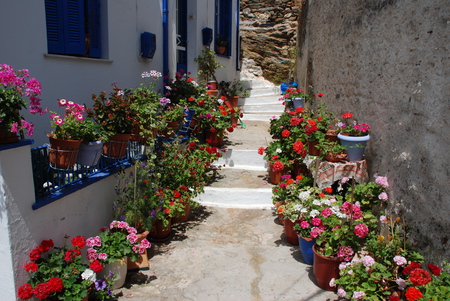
{"left": 194, "top": 187, "right": 274, "bottom": 209}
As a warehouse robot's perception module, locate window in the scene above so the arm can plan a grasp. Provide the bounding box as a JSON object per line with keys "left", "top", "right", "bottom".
{"left": 45, "top": 0, "right": 101, "bottom": 58}
{"left": 215, "top": 0, "right": 232, "bottom": 56}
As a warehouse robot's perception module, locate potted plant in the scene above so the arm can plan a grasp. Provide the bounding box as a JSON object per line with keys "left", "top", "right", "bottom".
{"left": 316, "top": 139, "right": 347, "bottom": 162}
{"left": 215, "top": 34, "right": 229, "bottom": 55}
{"left": 219, "top": 79, "right": 250, "bottom": 107}
{"left": 279, "top": 85, "right": 321, "bottom": 109}
{"left": 48, "top": 99, "right": 103, "bottom": 168}
{"left": 0, "top": 64, "right": 47, "bottom": 143}
{"left": 194, "top": 48, "right": 225, "bottom": 85}
{"left": 164, "top": 72, "right": 205, "bottom": 105}
{"left": 130, "top": 70, "right": 166, "bottom": 145}
{"left": 258, "top": 139, "right": 293, "bottom": 184}
{"left": 301, "top": 104, "right": 334, "bottom": 156}
{"left": 87, "top": 85, "right": 137, "bottom": 158}
{"left": 85, "top": 221, "right": 151, "bottom": 289}
{"left": 336, "top": 112, "right": 371, "bottom": 161}
{"left": 17, "top": 235, "right": 114, "bottom": 301}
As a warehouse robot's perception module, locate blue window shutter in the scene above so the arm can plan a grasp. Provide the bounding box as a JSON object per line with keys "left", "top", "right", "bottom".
{"left": 45, "top": 0, "right": 65, "bottom": 54}
{"left": 86, "top": 0, "right": 101, "bottom": 58}
{"left": 64, "top": 0, "right": 85, "bottom": 55}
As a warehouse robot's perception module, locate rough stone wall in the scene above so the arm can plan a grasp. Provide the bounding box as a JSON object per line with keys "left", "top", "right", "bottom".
{"left": 240, "top": 0, "right": 300, "bottom": 83}
{"left": 297, "top": 0, "right": 450, "bottom": 263}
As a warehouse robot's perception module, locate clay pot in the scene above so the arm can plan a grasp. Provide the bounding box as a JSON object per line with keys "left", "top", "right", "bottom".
{"left": 313, "top": 245, "right": 341, "bottom": 291}
{"left": 284, "top": 219, "right": 300, "bottom": 246}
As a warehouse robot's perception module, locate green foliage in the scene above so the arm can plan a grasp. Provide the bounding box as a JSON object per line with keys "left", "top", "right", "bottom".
{"left": 219, "top": 80, "right": 250, "bottom": 97}
{"left": 17, "top": 236, "right": 93, "bottom": 300}
{"left": 194, "top": 48, "right": 225, "bottom": 83}
{"left": 87, "top": 85, "right": 136, "bottom": 135}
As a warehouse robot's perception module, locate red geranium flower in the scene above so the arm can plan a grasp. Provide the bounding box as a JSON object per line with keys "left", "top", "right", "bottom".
{"left": 342, "top": 112, "right": 353, "bottom": 119}
{"left": 281, "top": 129, "right": 290, "bottom": 137}
{"left": 29, "top": 247, "right": 42, "bottom": 261}
{"left": 227, "top": 126, "right": 234, "bottom": 132}
{"left": 428, "top": 263, "right": 441, "bottom": 276}
{"left": 188, "top": 97, "right": 194, "bottom": 101}
{"left": 295, "top": 107, "right": 304, "bottom": 113}
{"left": 47, "top": 277, "right": 63, "bottom": 293}
{"left": 318, "top": 93, "right": 324, "bottom": 97}
{"left": 34, "top": 282, "right": 52, "bottom": 300}
{"left": 405, "top": 287, "right": 423, "bottom": 301}
{"left": 409, "top": 268, "right": 432, "bottom": 286}
{"left": 325, "top": 187, "right": 333, "bottom": 193}
{"left": 24, "top": 262, "right": 39, "bottom": 272}
{"left": 89, "top": 260, "right": 103, "bottom": 273}
{"left": 39, "top": 239, "right": 54, "bottom": 252}
{"left": 272, "top": 160, "right": 284, "bottom": 171}
{"left": 17, "top": 283, "right": 34, "bottom": 300}
{"left": 71, "top": 236, "right": 86, "bottom": 249}
{"left": 290, "top": 117, "right": 301, "bottom": 126}
{"left": 258, "top": 147, "right": 265, "bottom": 155}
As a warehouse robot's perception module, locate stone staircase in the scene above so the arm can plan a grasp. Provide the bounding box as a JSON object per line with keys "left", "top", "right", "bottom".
{"left": 194, "top": 80, "right": 285, "bottom": 208}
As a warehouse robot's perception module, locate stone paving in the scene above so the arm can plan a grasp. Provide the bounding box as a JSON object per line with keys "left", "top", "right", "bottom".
{"left": 110, "top": 120, "right": 338, "bottom": 301}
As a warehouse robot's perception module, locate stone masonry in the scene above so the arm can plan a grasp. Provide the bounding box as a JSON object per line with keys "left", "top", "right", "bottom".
{"left": 240, "top": 0, "right": 300, "bottom": 83}
{"left": 295, "top": 0, "right": 449, "bottom": 263}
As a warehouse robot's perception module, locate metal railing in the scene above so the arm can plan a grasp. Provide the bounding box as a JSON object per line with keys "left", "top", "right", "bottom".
{"left": 31, "top": 141, "right": 144, "bottom": 200}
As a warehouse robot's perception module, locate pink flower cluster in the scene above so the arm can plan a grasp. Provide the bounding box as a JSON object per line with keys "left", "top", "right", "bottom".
{"left": 0, "top": 64, "right": 47, "bottom": 136}
{"left": 337, "top": 246, "right": 354, "bottom": 262}
{"left": 353, "top": 223, "right": 369, "bottom": 238}
{"left": 375, "top": 175, "right": 389, "bottom": 188}
{"left": 341, "top": 202, "right": 362, "bottom": 219}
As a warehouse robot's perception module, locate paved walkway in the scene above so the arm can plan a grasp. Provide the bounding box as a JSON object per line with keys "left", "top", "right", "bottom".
{"left": 111, "top": 121, "right": 338, "bottom": 301}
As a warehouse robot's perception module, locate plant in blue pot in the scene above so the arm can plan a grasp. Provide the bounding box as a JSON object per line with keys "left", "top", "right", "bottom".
{"left": 336, "top": 112, "right": 370, "bottom": 161}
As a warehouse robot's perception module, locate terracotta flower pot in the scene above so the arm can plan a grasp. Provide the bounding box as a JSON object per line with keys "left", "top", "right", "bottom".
{"left": 313, "top": 245, "right": 341, "bottom": 291}
{"left": 307, "top": 140, "right": 321, "bottom": 156}
{"left": 103, "top": 133, "right": 130, "bottom": 159}
{"left": 48, "top": 135, "right": 83, "bottom": 169}
{"left": 127, "top": 231, "right": 150, "bottom": 271}
{"left": 284, "top": 219, "right": 300, "bottom": 246}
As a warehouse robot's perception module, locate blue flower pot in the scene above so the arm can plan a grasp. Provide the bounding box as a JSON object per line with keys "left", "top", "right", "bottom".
{"left": 299, "top": 237, "right": 315, "bottom": 265}
{"left": 292, "top": 98, "right": 304, "bottom": 109}
{"left": 337, "top": 133, "right": 370, "bottom": 161}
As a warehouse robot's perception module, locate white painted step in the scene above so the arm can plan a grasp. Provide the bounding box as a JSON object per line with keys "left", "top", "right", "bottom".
{"left": 239, "top": 95, "right": 282, "bottom": 106}
{"left": 241, "top": 113, "right": 281, "bottom": 121}
{"left": 242, "top": 104, "right": 285, "bottom": 114}
{"left": 194, "top": 187, "right": 273, "bottom": 209}
{"left": 214, "top": 149, "right": 268, "bottom": 170}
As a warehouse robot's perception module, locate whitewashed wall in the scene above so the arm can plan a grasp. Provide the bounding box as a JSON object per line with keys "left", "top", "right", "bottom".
{"left": 0, "top": 0, "right": 240, "bottom": 147}
{"left": 0, "top": 143, "right": 119, "bottom": 300}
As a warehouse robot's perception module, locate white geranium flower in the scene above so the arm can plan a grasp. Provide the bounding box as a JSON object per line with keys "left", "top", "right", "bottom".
{"left": 81, "top": 269, "right": 96, "bottom": 283}
{"left": 299, "top": 191, "right": 311, "bottom": 201}
{"left": 309, "top": 209, "right": 319, "bottom": 217}
{"left": 276, "top": 148, "right": 282, "bottom": 153}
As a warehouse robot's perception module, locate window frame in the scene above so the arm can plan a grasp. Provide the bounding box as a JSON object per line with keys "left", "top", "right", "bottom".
{"left": 45, "top": 0, "right": 101, "bottom": 58}
{"left": 215, "top": 0, "right": 233, "bottom": 56}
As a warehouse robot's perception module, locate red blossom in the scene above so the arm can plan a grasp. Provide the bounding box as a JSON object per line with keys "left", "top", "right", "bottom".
{"left": 318, "top": 93, "right": 324, "bottom": 97}
{"left": 405, "top": 287, "right": 423, "bottom": 301}
{"left": 409, "top": 268, "right": 432, "bottom": 286}
{"left": 89, "top": 260, "right": 103, "bottom": 273}
{"left": 71, "top": 236, "right": 86, "bottom": 249}
{"left": 324, "top": 187, "right": 333, "bottom": 193}
{"left": 427, "top": 263, "right": 441, "bottom": 276}
{"left": 17, "top": 283, "right": 34, "bottom": 300}
{"left": 272, "top": 160, "right": 284, "bottom": 171}
{"left": 281, "top": 129, "right": 290, "bottom": 137}
{"left": 24, "top": 262, "right": 39, "bottom": 272}
{"left": 29, "top": 247, "right": 42, "bottom": 261}
{"left": 39, "top": 239, "right": 54, "bottom": 252}
{"left": 34, "top": 282, "right": 52, "bottom": 300}
{"left": 290, "top": 117, "right": 301, "bottom": 126}
{"left": 342, "top": 112, "right": 353, "bottom": 119}
{"left": 295, "top": 107, "right": 304, "bottom": 113}
{"left": 257, "top": 147, "right": 265, "bottom": 155}
{"left": 47, "top": 277, "right": 63, "bottom": 293}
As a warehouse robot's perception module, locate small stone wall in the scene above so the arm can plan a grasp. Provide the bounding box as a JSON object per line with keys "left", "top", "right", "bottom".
{"left": 240, "top": 0, "right": 300, "bottom": 83}
{"left": 296, "top": 0, "right": 449, "bottom": 263}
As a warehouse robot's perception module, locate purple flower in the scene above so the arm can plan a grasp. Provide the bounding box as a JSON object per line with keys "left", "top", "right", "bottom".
{"left": 95, "top": 279, "right": 107, "bottom": 291}
{"left": 352, "top": 291, "right": 366, "bottom": 300}
{"left": 337, "top": 288, "right": 346, "bottom": 298}
{"left": 375, "top": 175, "right": 389, "bottom": 188}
